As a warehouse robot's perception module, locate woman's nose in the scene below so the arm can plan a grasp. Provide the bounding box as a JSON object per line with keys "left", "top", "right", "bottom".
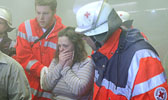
{"left": 59, "top": 46, "right": 64, "bottom": 52}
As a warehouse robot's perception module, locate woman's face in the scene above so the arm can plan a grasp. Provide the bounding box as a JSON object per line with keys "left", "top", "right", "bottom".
{"left": 58, "top": 36, "right": 74, "bottom": 52}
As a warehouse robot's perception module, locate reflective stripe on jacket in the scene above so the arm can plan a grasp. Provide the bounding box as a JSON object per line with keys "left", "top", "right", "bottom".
{"left": 15, "top": 15, "right": 65, "bottom": 100}
{"left": 92, "top": 28, "right": 168, "bottom": 100}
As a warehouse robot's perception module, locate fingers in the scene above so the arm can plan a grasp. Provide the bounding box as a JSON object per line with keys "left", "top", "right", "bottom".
{"left": 59, "top": 51, "right": 73, "bottom": 60}
{"left": 64, "top": 59, "right": 73, "bottom": 67}
{"left": 61, "top": 49, "right": 73, "bottom": 54}
{"left": 58, "top": 51, "right": 74, "bottom": 66}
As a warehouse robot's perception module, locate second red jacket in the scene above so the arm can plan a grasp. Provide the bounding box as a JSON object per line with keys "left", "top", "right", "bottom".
{"left": 15, "top": 15, "right": 65, "bottom": 100}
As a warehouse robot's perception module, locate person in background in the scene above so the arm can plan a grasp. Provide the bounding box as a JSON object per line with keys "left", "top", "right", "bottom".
{"left": 0, "top": 50, "right": 32, "bottom": 100}
{"left": 40, "top": 27, "right": 94, "bottom": 100}
{"left": 15, "top": 0, "right": 65, "bottom": 99}
{"left": 75, "top": 1, "right": 168, "bottom": 100}
{"left": 0, "top": 7, "right": 16, "bottom": 56}
{"left": 117, "top": 10, "right": 148, "bottom": 40}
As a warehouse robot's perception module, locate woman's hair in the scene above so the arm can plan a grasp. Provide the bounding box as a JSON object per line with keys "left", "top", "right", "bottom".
{"left": 35, "top": 0, "right": 57, "bottom": 12}
{"left": 55, "top": 26, "right": 88, "bottom": 64}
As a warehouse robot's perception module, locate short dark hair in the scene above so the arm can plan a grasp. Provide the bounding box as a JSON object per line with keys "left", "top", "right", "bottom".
{"left": 55, "top": 27, "right": 88, "bottom": 64}
{"left": 35, "top": 0, "right": 57, "bottom": 12}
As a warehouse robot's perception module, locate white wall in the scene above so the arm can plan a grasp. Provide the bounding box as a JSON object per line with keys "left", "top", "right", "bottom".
{"left": 0, "top": 0, "right": 35, "bottom": 40}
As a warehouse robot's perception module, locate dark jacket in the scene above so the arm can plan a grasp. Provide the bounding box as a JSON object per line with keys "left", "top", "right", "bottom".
{"left": 92, "top": 28, "right": 167, "bottom": 100}
{"left": 0, "top": 34, "right": 16, "bottom": 56}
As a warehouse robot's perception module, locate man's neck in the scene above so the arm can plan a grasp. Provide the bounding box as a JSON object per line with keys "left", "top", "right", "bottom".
{"left": 46, "top": 18, "right": 56, "bottom": 30}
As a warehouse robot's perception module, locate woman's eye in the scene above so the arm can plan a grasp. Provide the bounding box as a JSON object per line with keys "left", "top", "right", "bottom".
{"left": 63, "top": 44, "right": 68, "bottom": 48}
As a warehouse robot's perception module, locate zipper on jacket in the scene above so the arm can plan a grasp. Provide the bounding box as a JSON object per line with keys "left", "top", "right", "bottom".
{"left": 116, "top": 50, "right": 120, "bottom": 89}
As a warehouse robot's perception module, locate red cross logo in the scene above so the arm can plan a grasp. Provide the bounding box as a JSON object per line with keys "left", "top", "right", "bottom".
{"left": 84, "top": 12, "right": 90, "bottom": 18}
{"left": 159, "top": 91, "right": 164, "bottom": 99}
{"left": 154, "top": 87, "right": 167, "bottom": 100}
{"left": 120, "top": 14, "right": 123, "bottom": 16}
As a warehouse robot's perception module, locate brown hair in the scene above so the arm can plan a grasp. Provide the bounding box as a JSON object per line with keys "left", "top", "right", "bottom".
{"left": 55, "top": 27, "right": 88, "bottom": 64}
{"left": 35, "top": 0, "right": 57, "bottom": 12}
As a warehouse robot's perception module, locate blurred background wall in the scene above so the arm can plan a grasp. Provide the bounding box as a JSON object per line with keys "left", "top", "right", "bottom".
{"left": 1, "top": 0, "right": 168, "bottom": 76}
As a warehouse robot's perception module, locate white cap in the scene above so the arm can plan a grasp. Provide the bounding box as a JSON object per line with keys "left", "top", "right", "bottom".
{"left": 0, "top": 7, "right": 14, "bottom": 32}
{"left": 117, "top": 11, "right": 130, "bottom": 22}
{"left": 75, "top": 1, "right": 112, "bottom": 36}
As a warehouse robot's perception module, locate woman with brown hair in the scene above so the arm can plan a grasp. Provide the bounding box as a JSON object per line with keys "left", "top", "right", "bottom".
{"left": 40, "top": 26, "right": 94, "bottom": 100}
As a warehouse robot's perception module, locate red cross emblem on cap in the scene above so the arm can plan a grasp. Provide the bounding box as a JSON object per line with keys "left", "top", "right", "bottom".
{"left": 84, "top": 12, "right": 90, "bottom": 18}
{"left": 120, "top": 14, "right": 123, "bottom": 16}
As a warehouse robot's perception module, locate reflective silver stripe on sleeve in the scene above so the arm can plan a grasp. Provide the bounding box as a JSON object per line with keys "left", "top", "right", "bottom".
{"left": 18, "top": 31, "right": 39, "bottom": 42}
{"left": 132, "top": 72, "right": 167, "bottom": 97}
{"left": 100, "top": 49, "right": 162, "bottom": 100}
{"left": 102, "top": 79, "right": 131, "bottom": 99}
{"left": 127, "top": 49, "right": 161, "bottom": 88}
{"left": 25, "top": 20, "right": 33, "bottom": 38}
{"left": 127, "top": 49, "right": 161, "bottom": 98}
{"left": 31, "top": 88, "right": 52, "bottom": 99}
{"left": 18, "top": 32, "right": 27, "bottom": 39}
{"left": 28, "top": 36, "right": 39, "bottom": 42}
{"left": 26, "top": 60, "right": 38, "bottom": 71}
{"left": 44, "top": 41, "right": 57, "bottom": 50}
{"left": 24, "top": 20, "right": 39, "bottom": 42}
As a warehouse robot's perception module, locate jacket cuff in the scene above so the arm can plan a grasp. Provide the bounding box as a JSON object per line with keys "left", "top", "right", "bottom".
{"left": 36, "top": 64, "right": 45, "bottom": 78}
{"left": 40, "top": 66, "right": 48, "bottom": 89}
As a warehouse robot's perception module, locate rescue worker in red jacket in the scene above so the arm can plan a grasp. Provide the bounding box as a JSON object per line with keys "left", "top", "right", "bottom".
{"left": 75, "top": 1, "right": 168, "bottom": 100}
{"left": 15, "top": 0, "right": 65, "bottom": 100}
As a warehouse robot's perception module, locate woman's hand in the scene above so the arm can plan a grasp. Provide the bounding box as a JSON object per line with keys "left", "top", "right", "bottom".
{"left": 58, "top": 50, "right": 74, "bottom": 67}
{"left": 64, "top": 51, "right": 74, "bottom": 67}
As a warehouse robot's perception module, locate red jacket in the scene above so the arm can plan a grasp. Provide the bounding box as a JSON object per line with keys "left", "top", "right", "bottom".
{"left": 92, "top": 28, "right": 168, "bottom": 100}
{"left": 15, "top": 15, "right": 65, "bottom": 100}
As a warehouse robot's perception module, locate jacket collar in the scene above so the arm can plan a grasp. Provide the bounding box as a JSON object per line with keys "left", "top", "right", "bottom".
{"left": 97, "top": 28, "right": 122, "bottom": 59}
{"left": 0, "top": 51, "right": 7, "bottom": 64}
